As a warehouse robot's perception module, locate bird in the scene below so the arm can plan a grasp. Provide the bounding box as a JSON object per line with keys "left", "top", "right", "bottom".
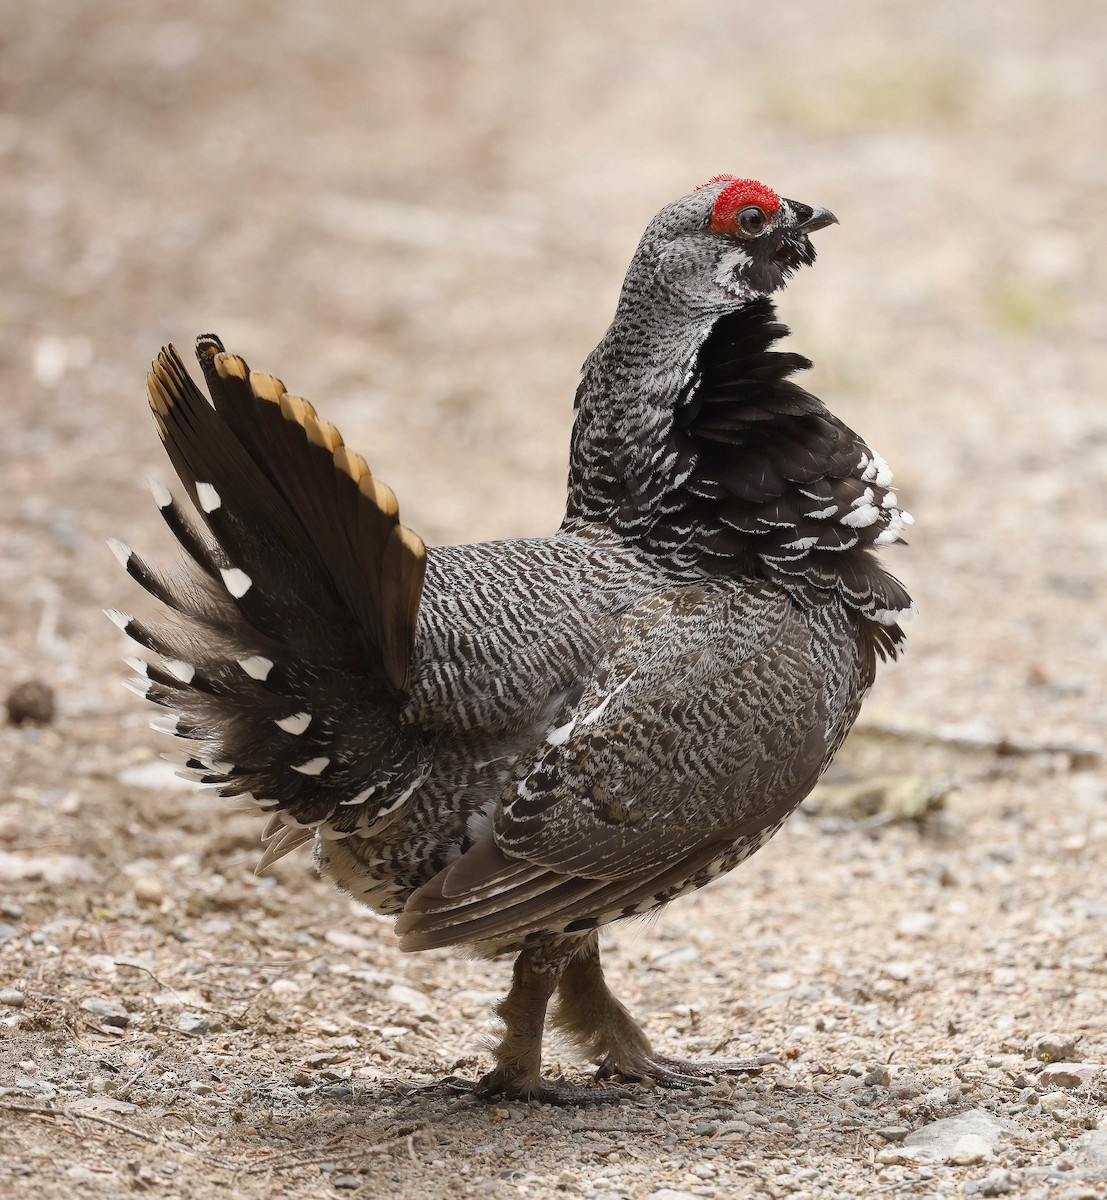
{"left": 110, "top": 175, "right": 913, "bottom": 1105}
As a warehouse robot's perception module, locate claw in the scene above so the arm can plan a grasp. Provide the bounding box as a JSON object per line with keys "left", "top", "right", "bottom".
{"left": 595, "top": 1052, "right": 774, "bottom": 1089}
{"left": 440, "top": 1075, "right": 481, "bottom": 1093}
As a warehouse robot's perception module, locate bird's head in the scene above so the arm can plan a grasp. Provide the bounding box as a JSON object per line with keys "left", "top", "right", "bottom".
{"left": 639, "top": 175, "right": 838, "bottom": 306}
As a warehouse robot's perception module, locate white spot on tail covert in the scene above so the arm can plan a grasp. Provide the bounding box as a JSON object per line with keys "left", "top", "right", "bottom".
{"left": 275, "top": 711, "right": 312, "bottom": 735}
{"left": 292, "top": 757, "right": 330, "bottom": 776}
{"left": 238, "top": 655, "right": 273, "bottom": 681}
{"left": 220, "top": 567, "right": 252, "bottom": 597}
{"left": 148, "top": 479, "right": 172, "bottom": 509}
{"left": 196, "top": 483, "right": 221, "bottom": 513}
{"left": 105, "top": 608, "right": 131, "bottom": 632}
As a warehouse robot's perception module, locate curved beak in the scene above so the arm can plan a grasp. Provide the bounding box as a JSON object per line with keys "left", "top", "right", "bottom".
{"left": 797, "top": 205, "right": 839, "bottom": 234}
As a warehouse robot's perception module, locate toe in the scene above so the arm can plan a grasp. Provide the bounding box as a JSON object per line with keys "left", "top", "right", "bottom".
{"left": 474, "top": 1069, "right": 629, "bottom": 1106}
{"left": 596, "top": 1051, "right": 774, "bottom": 1090}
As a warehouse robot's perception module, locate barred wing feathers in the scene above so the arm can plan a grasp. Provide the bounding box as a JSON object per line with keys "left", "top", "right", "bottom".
{"left": 396, "top": 581, "right": 836, "bottom": 951}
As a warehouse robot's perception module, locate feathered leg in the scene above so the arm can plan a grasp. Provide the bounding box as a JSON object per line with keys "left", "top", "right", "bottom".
{"left": 551, "top": 935, "right": 774, "bottom": 1088}
{"left": 456, "top": 940, "right": 630, "bottom": 1104}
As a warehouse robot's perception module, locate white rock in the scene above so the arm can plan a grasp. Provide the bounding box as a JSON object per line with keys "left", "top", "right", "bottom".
{"left": 386, "top": 984, "right": 433, "bottom": 1015}
{"left": 1030, "top": 1030, "right": 1079, "bottom": 1062}
{"left": 902, "top": 1109, "right": 1019, "bottom": 1163}
{"left": 1039, "top": 1062, "right": 1103, "bottom": 1089}
{"left": 946, "top": 1133, "right": 992, "bottom": 1165}
{"left": 1067, "top": 1128, "right": 1107, "bottom": 1177}
{"left": 1039, "top": 1091, "right": 1074, "bottom": 1113}
{"left": 324, "top": 928, "right": 375, "bottom": 953}
{"left": 0, "top": 851, "right": 97, "bottom": 884}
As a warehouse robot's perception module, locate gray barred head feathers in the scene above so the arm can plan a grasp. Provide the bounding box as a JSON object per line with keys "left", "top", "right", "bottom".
{"left": 632, "top": 175, "right": 838, "bottom": 311}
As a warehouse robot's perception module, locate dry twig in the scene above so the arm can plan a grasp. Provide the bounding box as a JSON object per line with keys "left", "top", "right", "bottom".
{"left": 1, "top": 1100, "right": 162, "bottom": 1145}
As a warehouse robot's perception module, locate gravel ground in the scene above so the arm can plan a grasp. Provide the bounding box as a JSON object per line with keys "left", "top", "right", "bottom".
{"left": 2, "top": 2, "right": 1105, "bottom": 1197}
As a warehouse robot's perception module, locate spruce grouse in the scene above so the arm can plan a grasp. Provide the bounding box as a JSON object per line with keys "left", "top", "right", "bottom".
{"left": 111, "top": 176, "right": 913, "bottom": 1103}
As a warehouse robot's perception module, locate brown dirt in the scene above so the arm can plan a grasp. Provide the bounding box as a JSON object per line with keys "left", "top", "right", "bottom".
{"left": 1, "top": 2, "right": 1105, "bottom": 1197}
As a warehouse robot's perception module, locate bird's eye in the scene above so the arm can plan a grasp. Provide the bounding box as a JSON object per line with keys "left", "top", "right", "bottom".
{"left": 736, "top": 206, "right": 767, "bottom": 237}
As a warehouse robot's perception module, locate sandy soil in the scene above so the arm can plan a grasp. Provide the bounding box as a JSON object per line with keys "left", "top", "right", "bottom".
{"left": 1, "top": 2, "right": 1105, "bottom": 1197}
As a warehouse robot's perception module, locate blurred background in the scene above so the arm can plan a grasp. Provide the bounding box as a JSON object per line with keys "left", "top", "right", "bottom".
{"left": 3, "top": 0, "right": 1105, "bottom": 747}
{"left": 2, "top": 3, "right": 1106, "bottom": 1192}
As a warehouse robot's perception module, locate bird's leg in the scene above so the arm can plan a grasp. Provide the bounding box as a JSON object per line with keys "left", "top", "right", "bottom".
{"left": 466, "top": 940, "right": 631, "bottom": 1105}
{"left": 551, "top": 935, "right": 774, "bottom": 1089}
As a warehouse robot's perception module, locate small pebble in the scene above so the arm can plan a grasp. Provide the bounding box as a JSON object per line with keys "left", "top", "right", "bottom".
{"left": 0, "top": 987, "right": 26, "bottom": 1008}
{"left": 187, "top": 1080, "right": 213, "bottom": 1095}
{"left": 306, "top": 1051, "right": 340, "bottom": 1068}
{"left": 133, "top": 876, "right": 165, "bottom": 907}
{"left": 0, "top": 924, "right": 19, "bottom": 945}
{"left": 977, "top": 1168, "right": 1017, "bottom": 1196}
{"left": 385, "top": 983, "right": 433, "bottom": 1015}
{"left": 1039, "top": 1063, "right": 1103, "bottom": 1089}
{"left": 876, "top": 1147, "right": 912, "bottom": 1165}
{"left": 333, "top": 1177, "right": 360, "bottom": 1190}
{"left": 177, "top": 1012, "right": 210, "bottom": 1036}
{"left": 1030, "top": 1032, "right": 1079, "bottom": 1063}
{"left": 947, "top": 1135, "right": 992, "bottom": 1166}
{"left": 878, "top": 1126, "right": 912, "bottom": 1142}
{"left": 80, "top": 997, "right": 130, "bottom": 1028}
{"left": 6, "top": 680, "right": 56, "bottom": 726}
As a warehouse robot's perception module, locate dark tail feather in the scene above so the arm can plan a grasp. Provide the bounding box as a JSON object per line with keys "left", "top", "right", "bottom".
{"left": 187, "top": 336, "right": 426, "bottom": 689}
{"left": 114, "top": 335, "right": 433, "bottom": 850}
{"left": 146, "top": 338, "right": 426, "bottom": 689}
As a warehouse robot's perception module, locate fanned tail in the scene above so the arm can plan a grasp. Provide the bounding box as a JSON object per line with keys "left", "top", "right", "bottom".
{"left": 112, "top": 335, "right": 432, "bottom": 868}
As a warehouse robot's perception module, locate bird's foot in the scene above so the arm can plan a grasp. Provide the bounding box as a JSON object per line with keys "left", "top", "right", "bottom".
{"left": 445, "top": 1068, "right": 631, "bottom": 1106}
{"left": 595, "top": 1051, "right": 779, "bottom": 1090}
